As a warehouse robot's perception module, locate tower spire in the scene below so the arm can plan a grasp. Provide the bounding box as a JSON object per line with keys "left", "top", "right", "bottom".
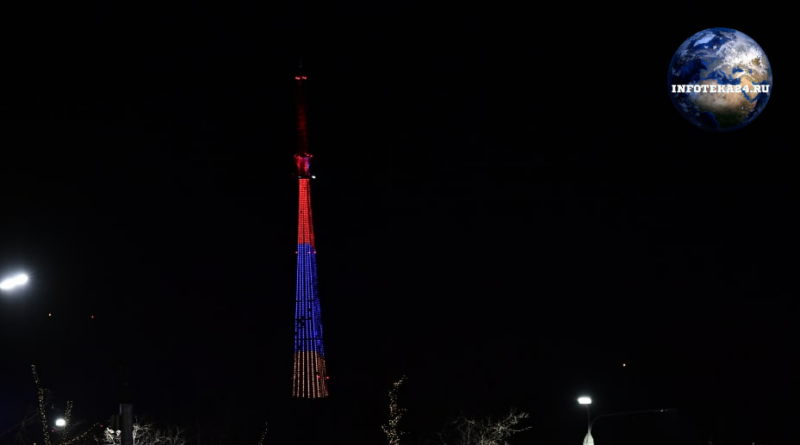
{"left": 292, "top": 64, "right": 329, "bottom": 399}
{"left": 293, "top": 63, "right": 311, "bottom": 177}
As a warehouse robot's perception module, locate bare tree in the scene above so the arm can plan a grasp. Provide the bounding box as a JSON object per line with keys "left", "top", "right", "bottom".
{"left": 0, "top": 406, "right": 38, "bottom": 445}
{"left": 102, "top": 423, "right": 186, "bottom": 445}
{"left": 256, "top": 422, "right": 268, "bottom": 445}
{"left": 31, "top": 365, "right": 101, "bottom": 445}
{"left": 382, "top": 376, "right": 408, "bottom": 445}
{"left": 438, "top": 409, "right": 531, "bottom": 445}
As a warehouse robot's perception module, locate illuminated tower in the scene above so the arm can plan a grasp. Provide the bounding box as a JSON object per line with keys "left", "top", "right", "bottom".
{"left": 292, "top": 66, "right": 330, "bottom": 398}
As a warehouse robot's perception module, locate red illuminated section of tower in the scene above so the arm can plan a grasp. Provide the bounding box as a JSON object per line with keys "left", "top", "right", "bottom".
{"left": 292, "top": 68, "right": 329, "bottom": 399}
{"left": 297, "top": 179, "right": 315, "bottom": 248}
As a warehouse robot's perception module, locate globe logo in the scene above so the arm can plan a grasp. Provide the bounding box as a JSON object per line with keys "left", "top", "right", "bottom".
{"left": 668, "top": 28, "right": 772, "bottom": 132}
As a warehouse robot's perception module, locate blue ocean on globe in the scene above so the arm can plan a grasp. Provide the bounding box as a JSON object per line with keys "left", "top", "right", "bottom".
{"left": 667, "top": 28, "right": 772, "bottom": 132}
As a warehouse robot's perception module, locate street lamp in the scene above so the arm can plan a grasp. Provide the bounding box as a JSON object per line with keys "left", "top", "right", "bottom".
{"left": 577, "top": 397, "right": 676, "bottom": 444}
{"left": 55, "top": 418, "right": 66, "bottom": 428}
{"left": 0, "top": 273, "right": 29, "bottom": 292}
{"left": 577, "top": 397, "right": 593, "bottom": 445}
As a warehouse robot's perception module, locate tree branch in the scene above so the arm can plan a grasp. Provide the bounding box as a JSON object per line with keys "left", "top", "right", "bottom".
{"left": 381, "top": 375, "right": 407, "bottom": 445}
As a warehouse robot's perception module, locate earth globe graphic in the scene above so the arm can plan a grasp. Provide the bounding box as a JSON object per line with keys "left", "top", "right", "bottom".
{"left": 667, "top": 28, "right": 772, "bottom": 132}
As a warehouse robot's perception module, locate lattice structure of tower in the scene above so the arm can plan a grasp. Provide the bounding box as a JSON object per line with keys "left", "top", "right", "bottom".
{"left": 292, "top": 65, "right": 329, "bottom": 399}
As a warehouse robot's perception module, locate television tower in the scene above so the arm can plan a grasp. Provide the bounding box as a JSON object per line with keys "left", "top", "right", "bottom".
{"left": 292, "top": 63, "right": 330, "bottom": 399}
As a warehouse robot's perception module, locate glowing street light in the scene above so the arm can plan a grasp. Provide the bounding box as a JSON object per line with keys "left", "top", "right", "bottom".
{"left": 0, "top": 273, "right": 29, "bottom": 292}
{"left": 577, "top": 396, "right": 594, "bottom": 445}
{"left": 55, "top": 418, "right": 66, "bottom": 428}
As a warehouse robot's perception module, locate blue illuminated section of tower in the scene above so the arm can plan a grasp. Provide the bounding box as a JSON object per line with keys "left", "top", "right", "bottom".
{"left": 292, "top": 68, "right": 329, "bottom": 398}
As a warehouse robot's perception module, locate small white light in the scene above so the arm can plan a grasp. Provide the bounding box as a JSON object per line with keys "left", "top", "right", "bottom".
{"left": 311, "top": 175, "right": 316, "bottom": 179}
{"left": 55, "top": 418, "right": 66, "bottom": 427}
{"left": 578, "top": 396, "right": 592, "bottom": 405}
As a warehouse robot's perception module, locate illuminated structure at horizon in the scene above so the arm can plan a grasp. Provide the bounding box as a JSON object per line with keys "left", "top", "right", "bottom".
{"left": 292, "top": 65, "right": 329, "bottom": 398}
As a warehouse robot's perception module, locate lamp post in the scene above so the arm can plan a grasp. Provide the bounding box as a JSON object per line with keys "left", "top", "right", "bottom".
{"left": 577, "top": 397, "right": 593, "bottom": 445}
{"left": 577, "top": 397, "right": 676, "bottom": 444}
{"left": 591, "top": 408, "right": 676, "bottom": 429}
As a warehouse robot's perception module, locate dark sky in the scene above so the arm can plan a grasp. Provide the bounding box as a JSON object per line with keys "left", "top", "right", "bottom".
{"left": 0, "top": 3, "right": 796, "bottom": 445}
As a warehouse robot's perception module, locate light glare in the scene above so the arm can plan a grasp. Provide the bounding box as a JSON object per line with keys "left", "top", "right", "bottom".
{"left": 578, "top": 396, "right": 592, "bottom": 405}
{"left": 0, "top": 273, "right": 29, "bottom": 291}
{"left": 55, "top": 418, "right": 66, "bottom": 427}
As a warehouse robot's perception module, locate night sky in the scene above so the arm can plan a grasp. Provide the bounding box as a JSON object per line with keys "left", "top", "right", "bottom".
{"left": 0, "top": 3, "right": 796, "bottom": 445}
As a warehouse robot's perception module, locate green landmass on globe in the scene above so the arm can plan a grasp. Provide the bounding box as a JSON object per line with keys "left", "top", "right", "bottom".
{"left": 667, "top": 28, "right": 772, "bottom": 132}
